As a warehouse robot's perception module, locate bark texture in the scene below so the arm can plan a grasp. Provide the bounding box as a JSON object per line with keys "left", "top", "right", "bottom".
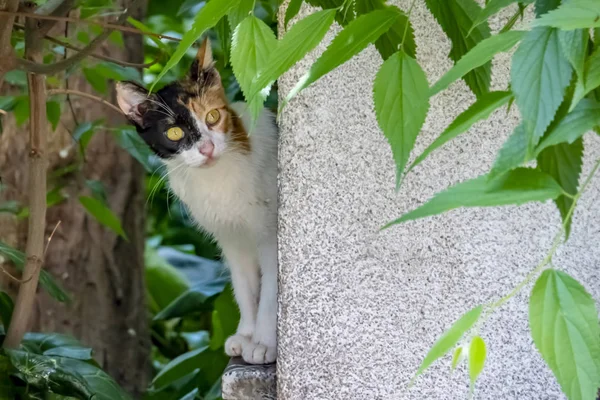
{"left": 0, "top": 0, "right": 150, "bottom": 396}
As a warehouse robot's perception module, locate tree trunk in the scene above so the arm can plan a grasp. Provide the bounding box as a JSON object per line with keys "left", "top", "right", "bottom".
{"left": 0, "top": 0, "right": 151, "bottom": 396}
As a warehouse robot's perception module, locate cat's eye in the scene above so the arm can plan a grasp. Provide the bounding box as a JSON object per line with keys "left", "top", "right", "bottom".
{"left": 166, "top": 126, "right": 184, "bottom": 141}
{"left": 206, "top": 109, "right": 220, "bottom": 125}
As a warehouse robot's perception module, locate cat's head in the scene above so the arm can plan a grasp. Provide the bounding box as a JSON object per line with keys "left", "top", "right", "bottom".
{"left": 116, "top": 38, "right": 248, "bottom": 168}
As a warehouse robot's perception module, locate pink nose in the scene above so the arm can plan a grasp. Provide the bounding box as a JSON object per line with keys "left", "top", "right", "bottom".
{"left": 199, "top": 141, "right": 214, "bottom": 158}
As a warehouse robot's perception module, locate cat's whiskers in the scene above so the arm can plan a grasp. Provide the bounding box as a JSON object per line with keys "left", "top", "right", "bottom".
{"left": 146, "top": 97, "right": 175, "bottom": 118}
{"left": 146, "top": 160, "right": 187, "bottom": 208}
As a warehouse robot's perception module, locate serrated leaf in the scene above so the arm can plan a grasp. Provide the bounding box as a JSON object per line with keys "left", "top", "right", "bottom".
{"left": 283, "top": 7, "right": 402, "bottom": 109}
{"left": 409, "top": 91, "right": 512, "bottom": 173}
{"left": 384, "top": 168, "right": 563, "bottom": 226}
{"left": 248, "top": 9, "right": 336, "bottom": 106}
{"left": 534, "top": 0, "right": 600, "bottom": 30}
{"left": 151, "top": 0, "right": 241, "bottom": 92}
{"left": 425, "top": 0, "right": 492, "bottom": 98}
{"left": 0, "top": 241, "right": 70, "bottom": 303}
{"left": 230, "top": 15, "right": 276, "bottom": 118}
{"left": 0, "top": 291, "right": 13, "bottom": 329}
{"left": 530, "top": 269, "right": 600, "bottom": 400}
{"left": 374, "top": 51, "right": 429, "bottom": 188}
{"left": 79, "top": 196, "right": 128, "bottom": 240}
{"left": 511, "top": 27, "right": 572, "bottom": 144}
{"left": 284, "top": 0, "right": 303, "bottom": 28}
{"left": 471, "top": 0, "right": 534, "bottom": 31}
{"left": 430, "top": 31, "right": 524, "bottom": 96}
{"left": 535, "top": 0, "right": 562, "bottom": 16}
{"left": 571, "top": 46, "right": 600, "bottom": 108}
{"left": 537, "top": 139, "right": 583, "bottom": 238}
{"left": 558, "top": 29, "right": 588, "bottom": 79}
{"left": 468, "top": 336, "right": 486, "bottom": 387}
{"left": 489, "top": 123, "right": 529, "bottom": 179}
{"left": 45, "top": 101, "right": 60, "bottom": 131}
{"left": 411, "top": 306, "right": 482, "bottom": 384}
{"left": 536, "top": 99, "right": 600, "bottom": 154}
{"left": 228, "top": 0, "right": 254, "bottom": 30}
{"left": 355, "top": 0, "right": 416, "bottom": 60}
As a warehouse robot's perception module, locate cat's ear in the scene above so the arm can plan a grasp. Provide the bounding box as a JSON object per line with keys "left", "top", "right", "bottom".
{"left": 190, "top": 37, "right": 216, "bottom": 81}
{"left": 116, "top": 81, "right": 151, "bottom": 127}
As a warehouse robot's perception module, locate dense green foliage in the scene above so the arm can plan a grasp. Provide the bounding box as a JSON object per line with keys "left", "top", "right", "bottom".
{"left": 0, "top": 0, "right": 600, "bottom": 398}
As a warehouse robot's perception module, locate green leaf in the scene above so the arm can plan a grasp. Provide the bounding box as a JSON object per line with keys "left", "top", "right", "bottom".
{"left": 213, "top": 284, "right": 239, "bottom": 346}
{"left": 215, "top": 16, "right": 231, "bottom": 68}
{"left": 13, "top": 96, "right": 29, "bottom": 126}
{"left": 150, "top": 345, "right": 209, "bottom": 390}
{"left": 228, "top": 0, "right": 254, "bottom": 30}
{"left": 0, "top": 291, "right": 13, "bottom": 329}
{"left": 145, "top": 246, "right": 190, "bottom": 314}
{"left": 411, "top": 306, "right": 482, "bottom": 384}
{"left": 4, "top": 350, "right": 95, "bottom": 399}
{"left": 529, "top": 269, "right": 600, "bottom": 400}
{"left": 0, "top": 241, "right": 70, "bottom": 303}
{"left": 489, "top": 123, "right": 529, "bottom": 180}
{"left": 112, "top": 125, "right": 154, "bottom": 172}
{"left": 425, "top": 0, "right": 492, "bottom": 98}
{"left": 79, "top": 196, "right": 128, "bottom": 239}
{"left": 283, "top": 7, "right": 402, "bottom": 108}
{"left": 572, "top": 46, "right": 600, "bottom": 108}
{"left": 471, "top": 0, "right": 534, "bottom": 31}
{"left": 373, "top": 51, "right": 429, "bottom": 188}
{"left": 73, "top": 122, "right": 95, "bottom": 150}
{"left": 534, "top": 0, "right": 600, "bottom": 30}
{"left": 248, "top": 9, "right": 336, "bottom": 104}
{"left": 0, "top": 354, "right": 14, "bottom": 400}
{"left": 127, "top": 17, "right": 170, "bottom": 53}
{"left": 468, "top": 336, "right": 486, "bottom": 387}
{"left": 230, "top": 15, "right": 276, "bottom": 118}
{"left": 43, "top": 346, "right": 93, "bottom": 361}
{"left": 355, "top": 0, "right": 416, "bottom": 60}
{"left": 94, "top": 62, "right": 142, "bottom": 83}
{"left": 535, "top": 0, "right": 561, "bottom": 16}
{"left": 537, "top": 139, "right": 583, "bottom": 238}
{"left": 409, "top": 91, "right": 512, "bottom": 173}
{"left": 153, "top": 276, "right": 229, "bottom": 321}
{"left": 21, "top": 332, "right": 82, "bottom": 354}
{"left": 535, "top": 99, "right": 600, "bottom": 154}
{"left": 385, "top": 168, "right": 563, "bottom": 226}
{"left": 430, "top": 31, "right": 524, "bottom": 96}
{"left": 558, "top": 29, "right": 588, "bottom": 79}
{"left": 45, "top": 101, "right": 60, "bottom": 131}
{"left": 451, "top": 346, "right": 463, "bottom": 371}
{"left": 151, "top": 0, "right": 240, "bottom": 92}
{"left": 83, "top": 67, "right": 108, "bottom": 94}
{"left": 511, "top": 27, "right": 572, "bottom": 144}
{"left": 284, "top": 0, "right": 303, "bottom": 28}
{"left": 0, "top": 200, "right": 20, "bottom": 214}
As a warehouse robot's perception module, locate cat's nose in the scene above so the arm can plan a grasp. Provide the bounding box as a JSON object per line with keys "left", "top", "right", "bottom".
{"left": 199, "top": 141, "right": 214, "bottom": 158}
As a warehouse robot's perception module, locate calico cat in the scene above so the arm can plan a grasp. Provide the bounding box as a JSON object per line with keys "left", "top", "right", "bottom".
{"left": 115, "top": 38, "right": 278, "bottom": 364}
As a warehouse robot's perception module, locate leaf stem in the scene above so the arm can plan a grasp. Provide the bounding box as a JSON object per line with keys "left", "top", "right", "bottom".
{"left": 476, "top": 158, "right": 600, "bottom": 329}
{"left": 400, "top": 0, "right": 416, "bottom": 52}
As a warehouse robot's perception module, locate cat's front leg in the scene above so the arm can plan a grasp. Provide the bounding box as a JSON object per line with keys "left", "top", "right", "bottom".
{"left": 220, "top": 239, "right": 260, "bottom": 358}
{"left": 242, "top": 235, "right": 278, "bottom": 364}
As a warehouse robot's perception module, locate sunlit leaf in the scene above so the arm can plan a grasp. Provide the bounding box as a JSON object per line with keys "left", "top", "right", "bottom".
{"left": 511, "top": 27, "right": 572, "bottom": 145}
{"left": 430, "top": 31, "right": 524, "bottom": 96}
{"left": 284, "top": 7, "right": 402, "bottom": 108}
{"left": 151, "top": 0, "right": 240, "bottom": 91}
{"left": 471, "top": 0, "right": 534, "bottom": 31}
{"left": 409, "top": 91, "right": 512, "bottom": 173}
{"left": 411, "top": 306, "right": 482, "bottom": 385}
{"left": 374, "top": 51, "right": 429, "bottom": 188}
{"left": 571, "top": 46, "right": 600, "bottom": 109}
{"left": 534, "top": 0, "right": 600, "bottom": 29}
{"left": 228, "top": 0, "right": 254, "bottom": 29}
{"left": 284, "top": 0, "right": 303, "bottom": 28}
{"left": 489, "top": 123, "right": 529, "bottom": 180}
{"left": 468, "top": 336, "right": 486, "bottom": 388}
{"left": 530, "top": 269, "right": 600, "bottom": 400}
{"left": 384, "top": 168, "right": 563, "bottom": 227}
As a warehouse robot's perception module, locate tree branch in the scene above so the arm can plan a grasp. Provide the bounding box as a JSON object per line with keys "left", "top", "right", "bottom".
{"left": 0, "top": 0, "right": 21, "bottom": 88}
{"left": 3, "top": 17, "right": 49, "bottom": 349}
{"left": 0, "top": 10, "right": 181, "bottom": 41}
{"left": 36, "top": 0, "right": 76, "bottom": 37}
{"left": 47, "top": 89, "right": 124, "bottom": 115}
{"left": 13, "top": 23, "right": 160, "bottom": 68}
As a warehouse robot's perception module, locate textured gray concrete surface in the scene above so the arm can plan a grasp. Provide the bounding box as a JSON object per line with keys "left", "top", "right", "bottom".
{"left": 222, "top": 358, "right": 276, "bottom": 400}
{"left": 276, "top": 2, "right": 600, "bottom": 400}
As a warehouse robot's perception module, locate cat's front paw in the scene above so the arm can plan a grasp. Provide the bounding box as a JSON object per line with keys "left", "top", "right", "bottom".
{"left": 225, "top": 334, "right": 250, "bottom": 357}
{"left": 242, "top": 341, "right": 276, "bottom": 364}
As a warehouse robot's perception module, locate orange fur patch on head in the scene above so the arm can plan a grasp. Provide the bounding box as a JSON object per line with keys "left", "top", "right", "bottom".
{"left": 227, "top": 107, "right": 251, "bottom": 153}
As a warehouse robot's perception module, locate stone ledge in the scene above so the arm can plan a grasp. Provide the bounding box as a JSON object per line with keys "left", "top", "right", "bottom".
{"left": 221, "top": 357, "right": 276, "bottom": 400}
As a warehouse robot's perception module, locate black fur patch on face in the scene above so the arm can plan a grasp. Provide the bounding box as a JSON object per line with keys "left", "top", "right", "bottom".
{"left": 128, "top": 82, "right": 201, "bottom": 159}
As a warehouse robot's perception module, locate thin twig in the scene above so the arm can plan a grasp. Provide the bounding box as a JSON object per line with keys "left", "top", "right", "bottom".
{"left": 47, "top": 89, "right": 125, "bottom": 115}
{"left": 1, "top": 10, "right": 181, "bottom": 41}
{"left": 13, "top": 23, "right": 160, "bottom": 68}
{"left": 44, "top": 220, "right": 62, "bottom": 256}
{"left": 0, "top": 265, "right": 27, "bottom": 284}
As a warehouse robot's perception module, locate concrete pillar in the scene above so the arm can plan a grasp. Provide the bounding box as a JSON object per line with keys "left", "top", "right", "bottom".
{"left": 275, "top": 2, "right": 600, "bottom": 400}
